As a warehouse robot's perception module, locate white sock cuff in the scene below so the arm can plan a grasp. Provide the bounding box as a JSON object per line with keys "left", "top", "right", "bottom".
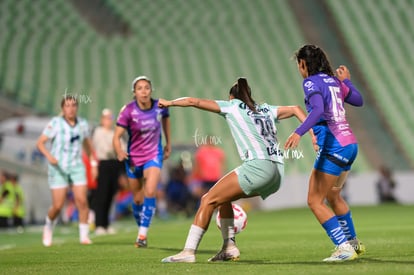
{"left": 46, "top": 216, "right": 57, "bottom": 227}
{"left": 220, "top": 218, "right": 235, "bottom": 239}
{"left": 184, "top": 224, "right": 205, "bottom": 251}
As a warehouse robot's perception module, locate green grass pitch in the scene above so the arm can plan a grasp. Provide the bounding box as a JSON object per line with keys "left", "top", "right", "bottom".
{"left": 1, "top": 204, "right": 413, "bottom": 274}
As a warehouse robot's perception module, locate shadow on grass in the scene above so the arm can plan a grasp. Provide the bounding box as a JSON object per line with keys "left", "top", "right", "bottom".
{"left": 234, "top": 257, "right": 414, "bottom": 265}
{"left": 357, "top": 258, "right": 414, "bottom": 264}
{"left": 156, "top": 247, "right": 218, "bottom": 254}
{"left": 154, "top": 248, "right": 414, "bottom": 265}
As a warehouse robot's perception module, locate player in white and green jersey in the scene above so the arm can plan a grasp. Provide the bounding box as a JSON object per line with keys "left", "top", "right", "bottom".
{"left": 158, "top": 77, "right": 314, "bottom": 263}
{"left": 216, "top": 100, "right": 284, "bottom": 164}
{"left": 37, "top": 95, "right": 97, "bottom": 247}
{"left": 42, "top": 115, "right": 89, "bottom": 181}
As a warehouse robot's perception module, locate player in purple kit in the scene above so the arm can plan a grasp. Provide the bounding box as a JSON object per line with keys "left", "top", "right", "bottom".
{"left": 285, "top": 45, "right": 366, "bottom": 261}
{"left": 113, "top": 76, "right": 171, "bottom": 248}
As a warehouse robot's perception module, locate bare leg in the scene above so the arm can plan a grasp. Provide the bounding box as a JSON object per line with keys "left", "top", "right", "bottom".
{"left": 47, "top": 187, "right": 68, "bottom": 220}
{"left": 72, "top": 184, "right": 89, "bottom": 224}
{"left": 137, "top": 167, "right": 161, "bottom": 243}
{"left": 307, "top": 169, "right": 338, "bottom": 223}
{"left": 307, "top": 169, "right": 357, "bottom": 261}
{"left": 327, "top": 171, "right": 349, "bottom": 216}
{"left": 162, "top": 171, "right": 247, "bottom": 262}
{"left": 129, "top": 177, "right": 144, "bottom": 205}
{"left": 43, "top": 187, "right": 67, "bottom": 247}
{"left": 193, "top": 171, "right": 245, "bottom": 230}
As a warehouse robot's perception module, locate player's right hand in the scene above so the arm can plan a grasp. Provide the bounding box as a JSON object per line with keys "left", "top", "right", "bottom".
{"left": 336, "top": 65, "right": 351, "bottom": 81}
{"left": 116, "top": 151, "right": 129, "bottom": 162}
{"left": 48, "top": 156, "right": 58, "bottom": 166}
{"left": 284, "top": 132, "right": 301, "bottom": 150}
{"left": 158, "top": 98, "right": 171, "bottom": 108}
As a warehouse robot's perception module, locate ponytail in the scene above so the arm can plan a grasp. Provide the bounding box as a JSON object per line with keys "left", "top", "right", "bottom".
{"left": 229, "top": 77, "right": 256, "bottom": 112}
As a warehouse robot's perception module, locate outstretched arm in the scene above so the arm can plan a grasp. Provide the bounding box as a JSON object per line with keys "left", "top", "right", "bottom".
{"left": 277, "top": 105, "right": 307, "bottom": 122}
{"left": 158, "top": 97, "right": 221, "bottom": 113}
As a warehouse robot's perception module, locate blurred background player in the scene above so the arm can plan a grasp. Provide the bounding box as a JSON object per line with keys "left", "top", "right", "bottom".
{"left": 113, "top": 76, "right": 171, "bottom": 248}
{"left": 0, "top": 171, "right": 13, "bottom": 228}
{"left": 285, "top": 44, "right": 365, "bottom": 262}
{"left": 165, "top": 162, "right": 194, "bottom": 216}
{"left": 113, "top": 173, "right": 133, "bottom": 220}
{"left": 36, "top": 95, "right": 97, "bottom": 246}
{"left": 191, "top": 134, "right": 225, "bottom": 208}
{"left": 376, "top": 165, "right": 398, "bottom": 203}
{"left": 10, "top": 173, "right": 25, "bottom": 232}
{"left": 91, "top": 108, "right": 124, "bottom": 235}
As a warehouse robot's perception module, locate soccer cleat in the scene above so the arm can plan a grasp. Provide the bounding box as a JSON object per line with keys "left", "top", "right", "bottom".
{"left": 42, "top": 225, "right": 53, "bottom": 247}
{"left": 106, "top": 226, "right": 117, "bottom": 235}
{"left": 80, "top": 238, "right": 93, "bottom": 245}
{"left": 323, "top": 242, "right": 358, "bottom": 262}
{"left": 134, "top": 238, "right": 147, "bottom": 248}
{"left": 94, "top": 227, "right": 108, "bottom": 236}
{"left": 161, "top": 251, "right": 196, "bottom": 263}
{"left": 208, "top": 246, "right": 240, "bottom": 262}
{"left": 349, "top": 238, "right": 366, "bottom": 255}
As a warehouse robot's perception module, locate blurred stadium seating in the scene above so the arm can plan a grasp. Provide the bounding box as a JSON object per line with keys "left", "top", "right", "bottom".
{"left": 327, "top": 0, "right": 414, "bottom": 169}
{"left": 0, "top": 0, "right": 413, "bottom": 173}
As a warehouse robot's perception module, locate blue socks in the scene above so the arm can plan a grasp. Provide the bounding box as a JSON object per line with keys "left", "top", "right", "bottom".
{"left": 141, "top": 197, "right": 156, "bottom": 228}
{"left": 132, "top": 197, "right": 156, "bottom": 239}
{"left": 132, "top": 203, "right": 143, "bottom": 227}
{"left": 337, "top": 211, "right": 357, "bottom": 240}
{"left": 322, "top": 216, "right": 347, "bottom": 246}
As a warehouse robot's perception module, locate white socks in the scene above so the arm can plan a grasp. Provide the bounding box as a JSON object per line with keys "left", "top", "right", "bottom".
{"left": 79, "top": 223, "right": 90, "bottom": 241}
{"left": 45, "top": 216, "right": 57, "bottom": 229}
{"left": 219, "top": 218, "right": 236, "bottom": 247}
{"left": 183, "top": 224, "right": 206, "bottom": 252}
{"left": 138, "top": 227, "right": 148, "bottom": 240}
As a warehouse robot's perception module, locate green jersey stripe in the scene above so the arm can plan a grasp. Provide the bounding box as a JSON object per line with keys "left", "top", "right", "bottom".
{"left": 216, "top": 99, "right": 283, "bottom": 163}
{"left": 42, "top": 116, "right": 90, "bottom": 169}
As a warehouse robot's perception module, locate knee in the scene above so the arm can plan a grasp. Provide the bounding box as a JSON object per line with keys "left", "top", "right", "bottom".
{"left": 307, "top": 197, "right": 315, "bottom": 210}
{"left": 199, "top": 194, "right": 218, "bottom": 210}
{"left": 145, "top": 190, "right": 157, "bottom": 198}
{"left": 75, "top": 198, "right": 89, "bottom": 210}
{"left": 307, "top": 196, "right": 323, "bottom": 212}
{"left": 132, "top": 192, "right": 144, "bottom": 204}
{"left": 326, "top": 193, "right": 343, "bottom": 207}
{"left": 52, "top": 203, "right": 65, "bottom": 212}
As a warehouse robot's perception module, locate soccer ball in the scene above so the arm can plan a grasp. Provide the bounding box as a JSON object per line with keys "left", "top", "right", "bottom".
{"left": 215, "top": 203, "right": 247, "bottom": 234}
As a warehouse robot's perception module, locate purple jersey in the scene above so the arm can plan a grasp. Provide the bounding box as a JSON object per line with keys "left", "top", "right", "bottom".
{"left": 303, "top": 73, "right": 357, "bottom": 146}
{"left": 116, "top": 99, "right": 169, "bottom": 166}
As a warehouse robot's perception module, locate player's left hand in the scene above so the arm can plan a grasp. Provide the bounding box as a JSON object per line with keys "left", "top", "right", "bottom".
{"left": 336, "top": 65, "right": 351, "bottom": 81}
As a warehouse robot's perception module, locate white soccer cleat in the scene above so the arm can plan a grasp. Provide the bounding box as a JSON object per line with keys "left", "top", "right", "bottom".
{"left": 80, "top": 238, "right": 93, "bottom": 245}
{"left": 323, "top": 242, "right": 358, "bottom": 262}
{"left": 161, "top": 251, "right": 196, "bottom": 263}
{"left": 348, "top": 238, "right": 366, "bottom": 255}
{"left": 94, "top": 227, "right": 108, "bottom": 236}
{"left": 42, "top": 225, "right": 53, "bottom": 247}
{"left": 208, "top": 246, "right": 240, "bottom": 262}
